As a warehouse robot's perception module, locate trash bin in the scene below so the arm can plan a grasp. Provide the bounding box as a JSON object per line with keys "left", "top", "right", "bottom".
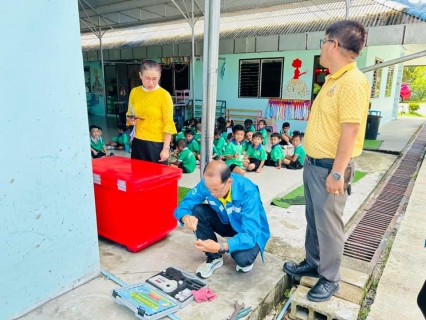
{"left": 365, "top": 110, "right": 382, "bottom": 140}
{"left": 92, "top": 157, "right": 182, "bottom": 252}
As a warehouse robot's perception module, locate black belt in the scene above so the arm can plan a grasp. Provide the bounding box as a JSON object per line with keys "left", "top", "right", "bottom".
{"left": 306, "top": 156, "right": 334, "bottom": 169}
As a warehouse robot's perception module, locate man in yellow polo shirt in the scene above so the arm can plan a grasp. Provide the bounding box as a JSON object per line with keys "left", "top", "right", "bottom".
{"left": 283, "top": 20, "right": 370, "bottom": 302}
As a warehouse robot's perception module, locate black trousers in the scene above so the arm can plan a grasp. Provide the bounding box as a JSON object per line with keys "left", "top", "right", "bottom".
{"left": 418, "top": 280, "right": 426, "bottom": 318}
{"left": 91, "top": 151, "right": 106, "bottom": 158}
{"left": 131, "top": 138, "right": 167, "bottom": 165}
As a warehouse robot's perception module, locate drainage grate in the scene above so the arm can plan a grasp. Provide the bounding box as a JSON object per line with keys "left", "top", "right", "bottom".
{"left": 343, "top": 125, "right": 426, "bottom": 263}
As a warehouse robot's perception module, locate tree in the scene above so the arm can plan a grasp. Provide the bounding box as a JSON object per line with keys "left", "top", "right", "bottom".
{"left": 402, "top": 66, "right": 426, "bottom": 102}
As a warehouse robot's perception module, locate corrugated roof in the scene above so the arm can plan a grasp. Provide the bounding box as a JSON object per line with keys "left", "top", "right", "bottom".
{"left": 81, "top": 0, "right": 426, "bottom": 51}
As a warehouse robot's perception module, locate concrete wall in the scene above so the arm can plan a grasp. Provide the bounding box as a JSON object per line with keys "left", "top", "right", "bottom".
{"left": 0, "top": 1, "right": 100, "bottom": 319}
{"left": 363, "top": 45, "right": 404, "bottom": 124}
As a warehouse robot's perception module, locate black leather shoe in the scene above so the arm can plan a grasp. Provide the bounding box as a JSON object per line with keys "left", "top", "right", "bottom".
{"left": 307, "top": 278, "right": 339, "bottom": 302}
{"left": 283, "top": 260, "right": 319, "bottom": 278}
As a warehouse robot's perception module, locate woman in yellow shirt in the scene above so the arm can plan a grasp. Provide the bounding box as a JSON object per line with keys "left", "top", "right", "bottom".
{"left": 127, "top": 60, "right": 177, "bottom": 164}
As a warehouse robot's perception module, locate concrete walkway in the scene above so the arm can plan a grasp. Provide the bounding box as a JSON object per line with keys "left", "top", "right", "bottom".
{"left": 18, "top": 116, "right": 425, "bottom": 320}
{"left": 378, "top": 117, "right": 425, "bottom": 152}
{"left": 368, "top": 145, "right": 426, "bottom": 319}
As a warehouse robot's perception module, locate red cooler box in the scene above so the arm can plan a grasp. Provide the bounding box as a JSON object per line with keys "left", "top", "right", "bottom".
{"left": 92, "top": 157, "right": 182, "bottom": 252}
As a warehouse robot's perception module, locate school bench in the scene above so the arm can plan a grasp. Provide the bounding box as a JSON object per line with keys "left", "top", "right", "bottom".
{"left": 226, "top": 108, "right": 262, "bottom": 129}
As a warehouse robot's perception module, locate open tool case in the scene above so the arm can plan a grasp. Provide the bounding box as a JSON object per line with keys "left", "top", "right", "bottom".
{"left": 112, "top": 267, "right": 207, "bottom": 320}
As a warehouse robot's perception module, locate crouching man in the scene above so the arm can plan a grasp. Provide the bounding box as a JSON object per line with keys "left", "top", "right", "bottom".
{"left": 174, "top": 161, "right": 270, "bottom": 279}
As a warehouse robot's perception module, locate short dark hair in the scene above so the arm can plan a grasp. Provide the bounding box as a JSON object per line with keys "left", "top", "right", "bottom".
{"left": 96, "top": 126, "right": 103, "bottom": 131}
{"left": 185, "top": 129, "right": 194, "bottom": 136}
{"left": 139, "top": 59, "right": 162, "bottom": 73}
{"left": 214, "top": 129, "right": 222, "bottom": 136}
{"left": 270, "top": 132, "right": 281, "bottom": 139}
{"left": 325, "top": 20, "right": 367, "bottom": 55}
{"left": 217, "top": 116, "right": 226, "bottom": 125}
{"left": 89, "top": 125, "right": 97, "bottom": 132}
{"left": 176, "top": 124, "right": 183, "bottom": 132}
{"left": 244, "top": 119, "right": 253, "bottom": 126}
{"left": 258, "top": 119, "right": 267, "bottom": 126}
{"left": 227, "top": 133, "right": 233, "bottom": 140}
{"left": 293, "top": 130, "right": 301, "bottom": 136}
{"left": 184, "top": 120, "right": 191, "bottom": 127}
{"left": 118, "top": 124, "right": 127, "bottom": 131}
{"left": 282, "top": 122, "right": 290, "bottom": 128}
{"left": 252, "top": 132, "right": 263, "bottom": 140}
{"left": 232, "top": 124, "right": 244, "bottom": 134}
{"left": 176, "top": 138, "right": 187, "bottom": 148}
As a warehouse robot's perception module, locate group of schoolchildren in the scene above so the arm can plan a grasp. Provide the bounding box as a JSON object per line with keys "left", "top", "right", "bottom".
{"left": 89, "top": 124, "right": 130, "bottom": 159}
{"left": 170, "top": 116, "right": 306, "bottom": 175}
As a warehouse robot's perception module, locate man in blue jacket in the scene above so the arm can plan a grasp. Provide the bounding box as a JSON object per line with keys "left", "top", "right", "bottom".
{"left": 174, "top": 161, "right": 270, "bottom": 279}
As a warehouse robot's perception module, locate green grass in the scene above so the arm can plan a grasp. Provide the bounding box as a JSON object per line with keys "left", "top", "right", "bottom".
{"left": 363, "top": 139, "right": 382, "bottom": 150}
{"left": 398, "top": 112, "right": 425, "bottom": 117}
{"left": 271, "top": 170, "right": 367, "bottom": 208}
{"left": 178, "top": 186, "right": 192, "bottom": 204}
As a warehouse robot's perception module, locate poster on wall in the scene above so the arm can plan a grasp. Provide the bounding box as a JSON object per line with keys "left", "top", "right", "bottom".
{"left": 91, "top": 68, "right": 104, "bottom": 96}
{"left": 283, "top": 58, "right": 310, "bottom": 99}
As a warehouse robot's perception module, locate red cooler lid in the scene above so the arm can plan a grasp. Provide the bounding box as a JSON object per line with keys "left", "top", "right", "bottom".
{"left": 92, "top": 157, "right": 182, "bottom": 192}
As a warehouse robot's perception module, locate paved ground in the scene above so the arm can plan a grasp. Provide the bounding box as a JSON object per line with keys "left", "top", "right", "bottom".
{"left": 368, "top": 138, "right": 426, "bottom": 319}
{"left": 19, "top": 115, "right": 425, "bottom": 320}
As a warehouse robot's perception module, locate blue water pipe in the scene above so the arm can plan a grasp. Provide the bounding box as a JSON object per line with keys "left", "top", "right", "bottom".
{"left": 100, "top": 269, "right": 181, "bottom": 320}
{"left": 276, "top": 295, "right": 292, "bottom": 320}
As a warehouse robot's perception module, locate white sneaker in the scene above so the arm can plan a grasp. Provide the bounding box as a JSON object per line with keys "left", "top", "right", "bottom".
{"left": 196, "top": 256, "right": 223, "bottom": 279}
{"left": 236, "top": 263, "right": 254, "bottom": 273}
{"left": 107, "top": 146, "right": 114, "bottom": 150}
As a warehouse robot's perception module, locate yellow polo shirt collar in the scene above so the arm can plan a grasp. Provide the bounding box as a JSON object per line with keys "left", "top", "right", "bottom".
{"left": 327, "top": 62, "right": 357, "bottom": 80}
{"left": 219, "top": 185, "right": 232, "bottom": 206}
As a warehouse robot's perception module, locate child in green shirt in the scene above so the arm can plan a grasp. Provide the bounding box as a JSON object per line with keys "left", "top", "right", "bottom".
{"left": 185, "top": 129, "right": 200, "bottom": 161}
{"left": 107, "top": 124, "right": 130, "bottom": 151}
{"left": 243, "top": 130, "right": 253, "bottom": 152}
{"left": 194, "top": 123, "right": 202, "bottom": 144}
{"left": 244, "top": 119, "right": 255, "bottom": 133}
{"left": 213, "top": 129, "right": 226, "bottom": 159}
{"left": 284, "top": 132, "right": 305, "bottom": 170}
{"left": 243, "top": 132, "right": 267, "bottom": 173}
{"left": 223, "top": 124, "right": 245, "bottom": 176}
{"left": 90, "top": 125, "right": 108, "bottom": 158}
{"left": 170, "top": 139, "right": 197, "bottom": 173}
{"left": 266, "top": 132, "right": 284, "bottom": 169}
{"left": 257, "top": 119, "right": 268, "bottom": 145}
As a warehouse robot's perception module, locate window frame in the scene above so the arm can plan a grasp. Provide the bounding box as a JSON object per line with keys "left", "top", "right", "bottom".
{"left": 385, "top": 65, "right": 394, "bottom": 98}
{"left": 238, "top": 57, "right": 284, "bottom": 98}
{"left": 370, "top": 58, "right": 384, "bottom": 99}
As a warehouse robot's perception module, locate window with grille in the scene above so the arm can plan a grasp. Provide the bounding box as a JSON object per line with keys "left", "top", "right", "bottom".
{"left": 370, "top": 58, "right": 383, "bottom": 98}
{"left": 385, "top": 66, "right": 394, "bottom": 97}
{"left": 238, "top": 58, "right": 283, "bottom": 98}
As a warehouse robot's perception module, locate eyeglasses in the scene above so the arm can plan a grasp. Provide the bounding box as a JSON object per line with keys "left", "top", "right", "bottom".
{"left": 320, "top": 38, "right": 342, "bottom": 49}
{"left": 143, "top": 76, "right": 159, "bottom": 83}
{"left": 207, "top": 179, "right": 229, "bottom": 196}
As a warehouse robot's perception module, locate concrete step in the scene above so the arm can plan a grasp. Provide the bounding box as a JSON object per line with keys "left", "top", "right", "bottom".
{"left": 289, "top": 285, "right": 361, "bottom": 320}
{"left": 300, "top": 277, "right": 364, "bottom": 305}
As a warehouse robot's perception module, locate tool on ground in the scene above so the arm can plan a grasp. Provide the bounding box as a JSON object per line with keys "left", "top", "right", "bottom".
{"left": 228, "top": 301, "right": 245, "bottom": 320}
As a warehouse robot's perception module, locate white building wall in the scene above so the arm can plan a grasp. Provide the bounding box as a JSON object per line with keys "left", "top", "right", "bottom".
{"left": 0, "top": 1, "right": 100, "bottom": 319}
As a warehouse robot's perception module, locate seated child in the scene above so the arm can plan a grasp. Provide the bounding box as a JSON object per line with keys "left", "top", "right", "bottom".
{"left": 225, "top": 119, "right": 234, "bottom": 134}
{"left": 244, "top": 119, "right": 255, "bottom": 133}
{"left": 171, "top": 123, "right": 184, "bottom": 151}
{"left": 107, "top": 124, "right": 130, "bottom": 151}
{"left": 90, "top": 125, "right": 108, "bottom": 158}
{"left": 243, "top": 130, "right": 253, "bottom": 152}
{"left": 213, "top": 129, "right": 226, "bottom": 160}
{"left": 243, "top": 133, "right": 267, "bottom": 173}
{"left": 96, "top": 126, "right": 104, "bottom": 144}
{"left": 257, "top": 119, "right": 268, "bottom": 145}
{"left": 223, "top": 124, "right": 245, "bottom": 176}
{"left": 226, "top": 132, "right": 233, "bottom": 143}
{"left": 265, "top": 132, "right": 284, "bottom": 169}
{"left": 283, "top": 132, "right": 305, "bottom": 170}
{"left": 170, "top": 139, "right": 197, "bottom": 173}
{"left": 189, "top": 118, "right": 198, "bottom": 134}
{"left": 279, "top": 122, "right": 293, "bottom": 147}
{"left": 185, "top": 129, "right": 200, "bottom": 160}
{"left": 194, "top": 123, "right": 202, "bottom": 144}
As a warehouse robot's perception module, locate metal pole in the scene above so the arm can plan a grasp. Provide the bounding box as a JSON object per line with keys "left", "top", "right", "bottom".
{"left": 359, "top": 50, "right": 426, "bottom": 73}
{"left": 191, "top": 0, "right": 196, "bottom": 119}
{"left": 205, "top": 1, "right": 220, "bottom": 165}
{"left": 200, "top": 1, "right": 210, "bottom": 177}
{"left": 99, "top": 25, "right": 107, "bottom": 116}
{"left": 345, "top": 0, "right": 351, "bottom": 19}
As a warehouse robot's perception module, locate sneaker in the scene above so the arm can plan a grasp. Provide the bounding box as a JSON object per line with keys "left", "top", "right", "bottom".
{"left": 107, "top": 146, "right": 114, "bottom": 150}
{"left": 196, "top": 256, "right": 223, "bottom": 279}
{"left": 236, "top": 263, "right": 254, "bottom": 273}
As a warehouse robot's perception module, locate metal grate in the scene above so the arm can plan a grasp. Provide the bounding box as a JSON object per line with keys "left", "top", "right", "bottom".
{"left": 343, "top": 126, "right": 426, "bottom": 262}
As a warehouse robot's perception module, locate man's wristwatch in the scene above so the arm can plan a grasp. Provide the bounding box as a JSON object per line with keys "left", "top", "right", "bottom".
{"left": 331, "top": 171, "right": 343, "bottom": 180}
{"left": 218, "top": 242, "right": 226, "bottom": 255}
